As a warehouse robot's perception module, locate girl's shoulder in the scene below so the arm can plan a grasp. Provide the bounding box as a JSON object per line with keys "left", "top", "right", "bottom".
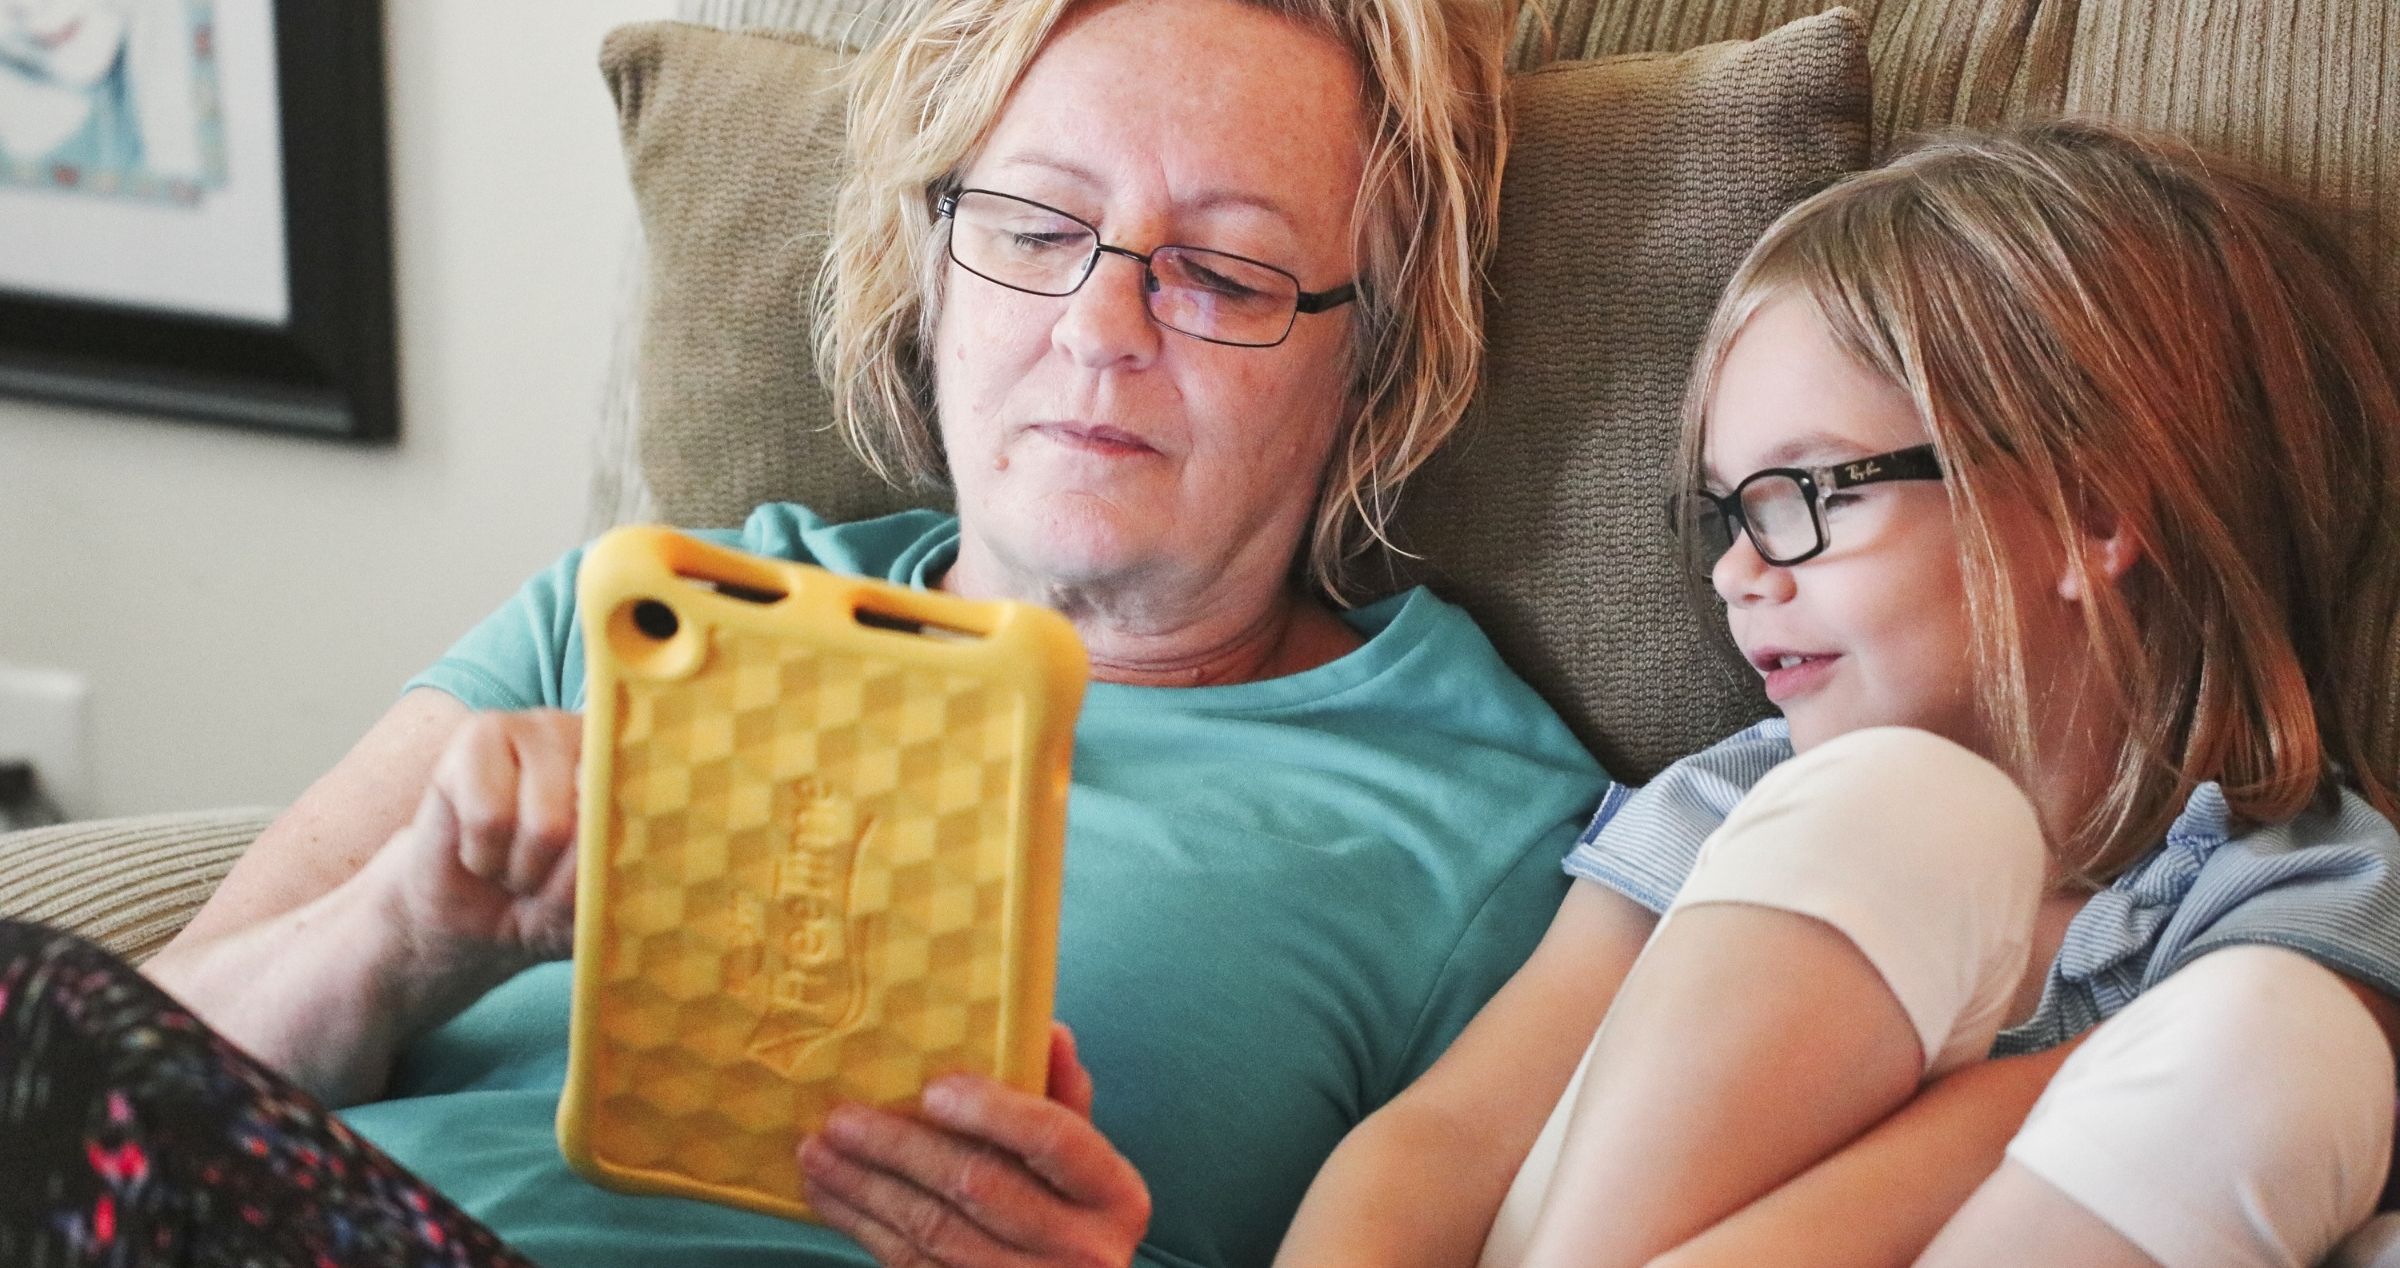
{"left": 2148, "top": 782, "right": 2400, "bottom": 885}
{"left": 1563, "top": 720, "right": 1794, "bottom": 913}
{"left": 2116, "top": 783, "right": 2400, "bottom": 1006}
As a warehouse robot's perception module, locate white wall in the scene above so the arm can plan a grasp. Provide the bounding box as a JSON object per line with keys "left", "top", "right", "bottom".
{"left": 0, "top": 0, "right": 671, "bottom": 817}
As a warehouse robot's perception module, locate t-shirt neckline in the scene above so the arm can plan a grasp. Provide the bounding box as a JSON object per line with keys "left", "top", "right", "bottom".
{"left": 905, "top": 520, "right": 1434, "bottom": 717}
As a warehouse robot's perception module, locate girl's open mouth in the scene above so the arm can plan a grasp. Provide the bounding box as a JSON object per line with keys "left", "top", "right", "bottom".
{"left": 1754, "top": 652, "right": 1838, "bottom": 703}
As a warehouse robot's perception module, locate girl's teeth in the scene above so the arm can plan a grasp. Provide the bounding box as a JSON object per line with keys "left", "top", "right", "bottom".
{"left": 1777, "top": 655, "right": 1804, "bottom": 670}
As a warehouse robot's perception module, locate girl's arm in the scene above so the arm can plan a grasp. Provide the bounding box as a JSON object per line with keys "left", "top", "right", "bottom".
{"left": 1665, "top": 971, "right": 2400, "bottom": 1268}
{"left": 1649, "top": 1038, "right": 2086, "bottom": 1268}
{"left": 2341, "top": 978, "right": 2400, "bottom": 1196}
{"left": 1273, "top": 881, "right": 1658, "bottom": 1268}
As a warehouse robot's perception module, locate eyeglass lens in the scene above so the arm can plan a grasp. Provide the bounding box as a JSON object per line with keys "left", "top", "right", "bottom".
{"left": 1685, "top": 498, "right": 1737, "bottom": 564}
{"left": 946, "top": 190, "right": 1302, "bottom": 345}
{"left": 1682, "top": 474, "right": 1821, "bottom": 570}
{"left": 1738, "top": 474, "right": 1818, "bottom": 562}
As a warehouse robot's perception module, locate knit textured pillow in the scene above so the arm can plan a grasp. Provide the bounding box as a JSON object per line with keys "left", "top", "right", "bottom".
{"left": 1389, "top": 10, "right": 1869, "bottom": 780}
{"left": 604, "top": 21, "right": 922, "bottom": 530}
{"left": 1511, "top": 0, "right": 2398, "bottom": 303}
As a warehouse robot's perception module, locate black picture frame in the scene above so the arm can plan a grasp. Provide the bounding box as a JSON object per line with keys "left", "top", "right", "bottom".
{"left": 0, "top": 3, "right": 397, "bottom": 442}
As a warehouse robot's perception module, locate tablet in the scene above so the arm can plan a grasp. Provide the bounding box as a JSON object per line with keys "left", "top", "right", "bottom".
{"left": 558, "top": 525, "right": 1085, "bottom": 1222}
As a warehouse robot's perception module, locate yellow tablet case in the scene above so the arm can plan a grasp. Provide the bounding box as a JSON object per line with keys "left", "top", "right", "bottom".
{"left": 558, "top": 525, "right": 1086, "bottom": 1222}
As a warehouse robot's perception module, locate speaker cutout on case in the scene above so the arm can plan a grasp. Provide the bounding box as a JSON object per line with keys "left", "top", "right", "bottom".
{"left": 853, "top": 604, "right": 984, "bottom": 643}
{"left": 675, "top": 573, "right": 788, "bottom": 607}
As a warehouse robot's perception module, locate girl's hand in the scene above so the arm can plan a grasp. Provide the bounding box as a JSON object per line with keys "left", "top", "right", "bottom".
{"left": 368, "top": 709, "right": 583, "bottom": 971}
{"left": 800, "top": 1023, "right": 1153, "bottom": 1267}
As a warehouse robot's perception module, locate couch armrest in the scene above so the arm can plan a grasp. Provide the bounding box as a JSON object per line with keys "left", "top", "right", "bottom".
{"left": 0, "top": 808, "right": 276, "bottom": 964}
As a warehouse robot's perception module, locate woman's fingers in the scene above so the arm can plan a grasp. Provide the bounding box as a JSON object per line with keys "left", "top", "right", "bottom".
{"left": 803, "top": 1127, "right": 1050, "bottom": 1267}
{"left": 384, "top": 710, "right": 584, "bottom": 962}
{"left": 798, "top": 1078, "right": 1150, "bottom": 1267}
{"left": 922, "top": 1073, "right": 1149, "bottom": 1218}
{"left": 807, "top": 1105, "right": 1065, "bottom": 1251}
{"left": 417, "top": 712, "right": 579, "bottom": 895}
{"left": 432, "top": 717, "right": 524, "bottom": 884}
{"left": 804, "top": 1182, "right": 932, "bottom": 1268}
{"left": 1046, "top": 1022, "right": 1094, "bottom": 1117}
{"left": 505, "top": 713, "right": 580, "bottom": 895}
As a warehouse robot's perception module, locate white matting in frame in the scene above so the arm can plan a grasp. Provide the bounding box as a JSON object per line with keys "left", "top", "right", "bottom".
{"left": 0, "top": 0, "right": 289, "bottom": 324}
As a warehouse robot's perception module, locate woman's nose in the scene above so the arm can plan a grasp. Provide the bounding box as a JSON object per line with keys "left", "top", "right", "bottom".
{"left": 1052, "top": 252, "right": 1162, "bottom": 370}
{"left": 1711, "top": 530, "right": 1795, "bottom": 607}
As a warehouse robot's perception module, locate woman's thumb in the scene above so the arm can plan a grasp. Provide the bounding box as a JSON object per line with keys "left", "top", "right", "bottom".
{"left": 1046, "top": 1021, "right": 1094, "bottom": 1117}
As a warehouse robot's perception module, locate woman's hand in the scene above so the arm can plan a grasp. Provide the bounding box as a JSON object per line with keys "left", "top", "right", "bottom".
{"left": 367, "top": 709, "right": 583, "bottom": 971}
{"left": 800, "top": 1023, "right": 1152, "bottom": 1268}
{"left": 141, "top": 698, "right": 581, "bottom": 1107}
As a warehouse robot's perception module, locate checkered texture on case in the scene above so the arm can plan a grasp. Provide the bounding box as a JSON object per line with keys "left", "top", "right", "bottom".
{"left": 560, "top": 526, "right": 1081, "bottom": 1224}
{"left": 586, "top": 630, "right": 1027, "bottom": 1206}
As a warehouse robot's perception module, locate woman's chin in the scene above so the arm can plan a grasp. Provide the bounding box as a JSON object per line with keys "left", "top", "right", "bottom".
{"left": 984, "top": 497, "right": 1165, "bottom": 590}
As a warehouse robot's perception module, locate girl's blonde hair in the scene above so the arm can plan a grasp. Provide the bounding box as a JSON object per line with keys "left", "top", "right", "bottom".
{"left": 814, "top": 0, "right": 1514, "bottom": 601}
{"left": 1679, "top": 120, "right": 2400, "bottom": 885}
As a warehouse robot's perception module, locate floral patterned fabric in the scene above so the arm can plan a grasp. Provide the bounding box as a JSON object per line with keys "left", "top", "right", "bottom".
{"left": 0, "top": 920, "right": 532, "bottom": 1267}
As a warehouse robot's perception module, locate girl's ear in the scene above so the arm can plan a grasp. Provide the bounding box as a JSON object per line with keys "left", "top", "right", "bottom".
{"left": 2056, "top": 509, "right": 2141, "bottom": 604}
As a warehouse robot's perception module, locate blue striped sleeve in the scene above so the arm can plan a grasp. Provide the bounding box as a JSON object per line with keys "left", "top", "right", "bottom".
{"left": 2152, "top": 789, "right": 2400, "bottom": 1004}
{"left": 1563, "top": 720, "right": 1791, "bottom": 913}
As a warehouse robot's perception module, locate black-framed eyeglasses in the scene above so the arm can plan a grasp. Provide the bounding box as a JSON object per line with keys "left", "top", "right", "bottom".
{"left": 935, "top": 188, "right": 1358, "bottom": 348}
{"left": 1669, "top": 443, "right": 1946, "bottom": 569}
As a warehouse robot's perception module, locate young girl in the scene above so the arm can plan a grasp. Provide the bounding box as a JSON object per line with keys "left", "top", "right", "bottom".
{"left": 1277, "top": 120, "right": 2400, "bottom": 1268}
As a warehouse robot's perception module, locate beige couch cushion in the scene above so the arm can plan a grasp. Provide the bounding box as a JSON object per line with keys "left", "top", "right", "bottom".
{"left": 1519, "top": 0, "right": 2397, "bottom": 300}
{"left": 0, "top": 808, "right": 273, "bottom": 963}
{"left": 606, "top": 23, "right": 929, "bottom": 531}
{"left": 607, "top": 11, "right": 1870, "bottom": 780}
{"left": 1392, "top": 10, "right": 1867, "bottom": 780}
{"left": 677, "top": 0, "right": 893, "bottom": 49}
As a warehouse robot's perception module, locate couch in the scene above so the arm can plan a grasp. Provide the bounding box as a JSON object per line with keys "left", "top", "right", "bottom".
{"left": 4, "top": 0, "right": 2395, "bottom": 1259}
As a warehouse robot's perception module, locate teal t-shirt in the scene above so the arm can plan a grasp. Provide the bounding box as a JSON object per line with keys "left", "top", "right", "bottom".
{"left": 342, "top": 505, "right": 1606, "bottom": 1268}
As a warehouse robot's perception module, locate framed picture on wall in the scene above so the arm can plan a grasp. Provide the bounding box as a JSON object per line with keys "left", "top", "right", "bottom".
{"left": 0, "top": 0, "right": 396, "bottom": 442}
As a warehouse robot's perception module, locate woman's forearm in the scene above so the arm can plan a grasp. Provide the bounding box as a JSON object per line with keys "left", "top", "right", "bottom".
{"left": 139, "top": 699, "right": 577, "bottom": 1110}
{"left": 1654, "top": 1042, "right": 2082, "bottom": 1268}
{"left": 132, "top": 689, "right": 479, "bottom": 1105}
{"left": 141, "top": 856, "right": 523, "bottom": 1108}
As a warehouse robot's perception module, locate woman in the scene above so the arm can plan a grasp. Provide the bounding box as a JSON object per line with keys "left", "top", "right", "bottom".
{"left": 7, "top": 0, "right": 1603, "bottom": 1265}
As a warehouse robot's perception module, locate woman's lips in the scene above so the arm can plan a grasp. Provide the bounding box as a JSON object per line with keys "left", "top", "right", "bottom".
{"left": 1032, "top": 423, "right": 1158, "bottom": 456}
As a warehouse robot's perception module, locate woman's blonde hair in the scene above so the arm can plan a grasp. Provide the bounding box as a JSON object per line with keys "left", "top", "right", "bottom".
{"left": 815, "top": 0, "right": 1514, "bottom": 601}
{"left": 1678, "top": 120, "right": 2400, "bottom": 885}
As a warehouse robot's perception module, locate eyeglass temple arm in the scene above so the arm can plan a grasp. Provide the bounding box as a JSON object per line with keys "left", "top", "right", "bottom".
{"left": 1294, "top": 283, "right": 1358, "bottom": 313}
{"left": 1821, "top": 445, "right": 1945, "bottom": 490}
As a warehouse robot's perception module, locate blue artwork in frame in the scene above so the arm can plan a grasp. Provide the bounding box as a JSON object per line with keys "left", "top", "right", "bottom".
{"left": 0, "top": 0, "right": 396, "bottom": 441}
{"left": 0, "top": 0, "right": 230, "bottom": 204}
